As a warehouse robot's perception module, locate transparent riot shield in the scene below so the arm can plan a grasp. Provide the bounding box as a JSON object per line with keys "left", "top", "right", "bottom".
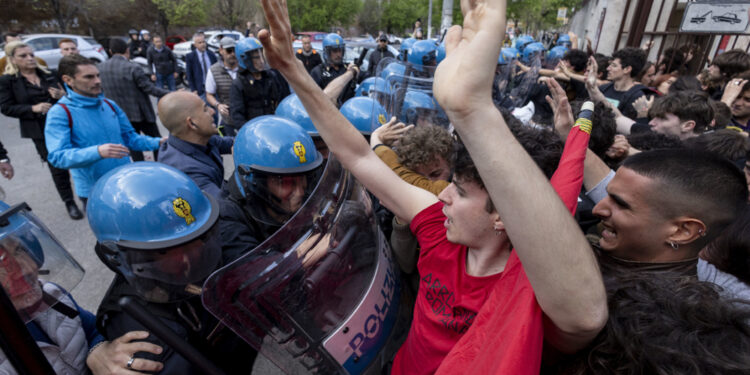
{"left": 0, "top": 202, "right": 85, "bottom": 323}
{"left": 202, "top": 155, "right": 405, "bottom": 375}
{"left": 374, "top": 58, "right": 450, "bottom": 129}
{"left": 508, "top": 54, "right": 542, "bottom": 107}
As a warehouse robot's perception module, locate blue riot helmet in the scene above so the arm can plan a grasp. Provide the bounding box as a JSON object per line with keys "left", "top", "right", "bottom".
{"left": 233, "top": 116, "right": 324, "bottom": 226}
{"left": 514, "top": 35, "right": 534, "bottom": 50}
{"left": 0, "top": 201, "right": 84, "bottom": 322}
{"left": 236, "top": 37, "right": 269, "bottom": 72}
{"left": 522, "top": 42, "right": 546, "bottom": 63}
{"left": 322, "top": 33, "right": 345, "bottom": 66}
{"left": 498, "top": 51, "right": 508, "bottom": 65}
{"left": 501, "top": 47, "right": 520, "bottom": 62}
{"left": 401, "top": 90, "right": 438, "bottom": 126}
{"left": 399, "top": 38, "right": 416, "bottom": 61}
{"left": 340, "top": 96, "right": 389, "bottom": 135}
{"left": 355, "top": 77, "right": 391, "bottom": 97}
{"left": 546, "top": 45, "right": 569, "bottom": 68}
{"left": 275, "top": 94, "right": 331, "bottom": 158}
{"left": 436, "top": 41, "right": 446, "bottom": 64}
{"left": 355, "top": 77, "right": 377, "bottom": 97}
{"left": 276, "top": 94, "right": 317, "bottom": 137}
{"left": 407, "top": 40, "right": 437, "bottom": 71}
{"left": 380, "top": 61, "right": 406, "bottom": 82}
{"left": 557, "top": 34, "right": 572, "bottom": 48}
{"left": 88, "top": 162, "right": 221, "bottom": 303}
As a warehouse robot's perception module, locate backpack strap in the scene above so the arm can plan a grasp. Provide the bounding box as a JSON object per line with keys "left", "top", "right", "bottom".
{"left": 58, "top": 103, "right": 73, "bottom": 129}
{"left": 102, "top": 99, "right": 116, "bottom": 114}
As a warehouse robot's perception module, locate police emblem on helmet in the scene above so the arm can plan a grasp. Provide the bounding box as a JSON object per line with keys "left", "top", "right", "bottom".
{"left": 173, "top": 197, "right": 195, "bottom": 225}
{"left": 378, "top": 114, "right": 387, "bottom": 125}
{"left": 293, "top": 141, "right": 307, "bottom": 163}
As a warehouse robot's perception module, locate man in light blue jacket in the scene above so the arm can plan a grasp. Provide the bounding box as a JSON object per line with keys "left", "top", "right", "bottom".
{"left": 45, "top": 54, "right": 164, "bottom": 206}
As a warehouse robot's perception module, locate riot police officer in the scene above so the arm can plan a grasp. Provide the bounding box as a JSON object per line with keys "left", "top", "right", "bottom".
{"left": 219, "top": 115, "right": 324, "bottom": 264}
{"left": 89, "top": 162, "right": 256, "bottom": 375}
{"left": 310, "top": 33, "right": 357, "bottom": 105}
{"left": 406, "top": 39, "right": 438, "bottom": 78}
{"left": 229, "top": 37, "right": 290, "bottom": 129}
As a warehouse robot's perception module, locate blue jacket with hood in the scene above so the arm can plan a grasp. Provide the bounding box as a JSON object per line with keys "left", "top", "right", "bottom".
{"left": 45, "top": 87, "right": 160, "bottom": 197}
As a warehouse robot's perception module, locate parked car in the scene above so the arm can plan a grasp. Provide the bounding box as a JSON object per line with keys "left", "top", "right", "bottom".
{"left": 165, "top": 35, "right": 186, "bottom": 50}
{"left": 172, "top": 30, "right": 243, "bottom": 60}
{"left": 295, "top": 32, "right": 327, "bottom": 42}
{"left": 14, "top": 34, "right": 108, "bottom": 70}
{"left": 344, "top": 41, "right": 400, "bottom": 73}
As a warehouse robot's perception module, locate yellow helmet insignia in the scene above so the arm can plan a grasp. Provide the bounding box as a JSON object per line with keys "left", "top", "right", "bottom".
{"left": 173, "top": 197, "right": 196, "bottom": 225}
{"left": 293, "top": 141, "right": 307, "bottom": 163}
{"left": 378, "top": 114, "right": 387, "bottom": 125}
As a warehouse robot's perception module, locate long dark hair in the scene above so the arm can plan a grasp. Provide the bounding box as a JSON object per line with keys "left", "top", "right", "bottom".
{"left": 557, "top": 272, "right": 750, "bottom": 374}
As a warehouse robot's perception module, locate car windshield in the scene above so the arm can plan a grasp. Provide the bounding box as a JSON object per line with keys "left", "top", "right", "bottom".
{"left": 84, "top": 37, "right": 98, "bottom": 46}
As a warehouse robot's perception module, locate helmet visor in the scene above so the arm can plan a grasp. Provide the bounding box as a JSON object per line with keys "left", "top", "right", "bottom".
{"left": 0, "top": 203, "right": 84, "bottom": 322}
{"left": 325, "top": 46, "right": 344, "bottom": 65}
{"left": 104, "top": 222, "right": 221, "bottom": 303}
{"left": 241, "top": 49, "right": 270, "bottom": 73}
{"left": 241, "top": 168, "right": 322, "bottom": 226}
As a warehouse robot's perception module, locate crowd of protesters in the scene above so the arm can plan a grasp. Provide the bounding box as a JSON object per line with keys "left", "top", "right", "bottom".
{"left": 0, "top": 0, "right": 750, "bottom": 373}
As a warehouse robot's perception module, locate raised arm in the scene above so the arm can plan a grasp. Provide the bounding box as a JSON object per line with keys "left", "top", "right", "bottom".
{"left": 257, "top": 0, "right": 437, "bottom": 223}
{"left": 322, "top": 64, "right": 359, "bottom": 103}
{"left": 434, "top": 0, "right": 606, "bottom": 351}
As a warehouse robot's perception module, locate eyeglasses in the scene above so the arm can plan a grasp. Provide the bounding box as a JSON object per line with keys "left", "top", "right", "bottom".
{"left": 224, "top": 47, "right": 235, "bottom": 54}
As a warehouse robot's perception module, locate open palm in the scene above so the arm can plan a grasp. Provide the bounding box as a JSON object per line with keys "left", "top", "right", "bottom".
{"left": 433, "top": 0, "right": 507, "bottom": 118}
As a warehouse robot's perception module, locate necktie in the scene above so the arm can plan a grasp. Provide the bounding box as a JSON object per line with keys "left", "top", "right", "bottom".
{"left": 201, "top": 52, "right": 207, "bottom": 81}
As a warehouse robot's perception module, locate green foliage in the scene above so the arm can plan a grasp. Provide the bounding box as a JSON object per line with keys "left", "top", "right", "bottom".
{"left": 507, "top": 0, "right": 582, "bottom": 31}
{"left": 287, "top": 0, "right": 361, "bottom": 31}
{"left": 359, "top": 0, "right": 384, "bottom": 34}
{"left": 151, "top": 0, "right": 208, "bottom": 27}
{"left": 382, "top": 0, "right": 427, "bottom": 35}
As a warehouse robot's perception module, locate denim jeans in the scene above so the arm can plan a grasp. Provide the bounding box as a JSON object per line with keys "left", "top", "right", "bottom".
{"left": 156, "top": 73, "right": 176, "bottom": 91}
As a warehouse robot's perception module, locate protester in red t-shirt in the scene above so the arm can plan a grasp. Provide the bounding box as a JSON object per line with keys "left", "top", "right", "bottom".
{"left": 254, "top": 0, "right": 608, "bottom": 374}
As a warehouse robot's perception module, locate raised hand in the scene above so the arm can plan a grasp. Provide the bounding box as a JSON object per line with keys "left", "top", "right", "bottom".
{"left": 433, "top": 0, "right": 507, "bottom": 119}
{"left": 632, "top": 95, "right": 653, "bottom": 118}
{"left": 545, "top": 78, "right": 575, "bottom": 141}
{"left": 257, "top": 0, "right": 305, "bottom": 79}
{"left": 371, "top": 117, "right": 414, "bottom": 147}
{"left": 721, "top": 78, "right": 748, "bottom": 107}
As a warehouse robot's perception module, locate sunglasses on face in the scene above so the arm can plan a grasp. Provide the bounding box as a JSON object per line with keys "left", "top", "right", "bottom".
{"left": 224, "top": 47, "right": 235, "bottom": 54}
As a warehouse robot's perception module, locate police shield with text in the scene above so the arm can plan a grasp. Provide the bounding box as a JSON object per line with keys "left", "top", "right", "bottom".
{"left": 203, "top": 151, "right": 410, "bottom": 374}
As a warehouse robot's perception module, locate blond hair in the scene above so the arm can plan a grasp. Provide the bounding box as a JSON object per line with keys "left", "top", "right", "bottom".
{"left": 4, "top": 41, "right": 50, "bottom": 75}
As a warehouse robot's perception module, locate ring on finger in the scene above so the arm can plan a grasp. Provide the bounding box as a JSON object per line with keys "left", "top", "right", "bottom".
{"left": 126, "top": 356, "right": 135, "bottom": 369}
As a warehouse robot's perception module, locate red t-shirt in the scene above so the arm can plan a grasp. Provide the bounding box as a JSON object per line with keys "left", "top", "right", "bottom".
{"left": 391, "top": 201, "right": 503, "bottom": 375}
{"left": 434, "top": 117, "right": 593, "bottom": 375}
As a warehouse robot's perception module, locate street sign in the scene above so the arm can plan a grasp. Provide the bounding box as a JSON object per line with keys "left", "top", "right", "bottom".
{"left": 680, "top": 2, "right": 749, "bottom": 33}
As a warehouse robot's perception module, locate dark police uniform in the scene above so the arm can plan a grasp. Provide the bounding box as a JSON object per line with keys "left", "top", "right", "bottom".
{"left": 218, "top": 179, "right": 283, "bottom": 265}
{"left": 96, "top": 277, "right": 257, "bottom": 375}
{"left": 310, "top": 63, "right": 356, "bottom": 106}
{"left": 295, "top": 49, "right": 323, "bottom": 73}
{"left": 229, "top": 68, "right": 290, "bottom": 130}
